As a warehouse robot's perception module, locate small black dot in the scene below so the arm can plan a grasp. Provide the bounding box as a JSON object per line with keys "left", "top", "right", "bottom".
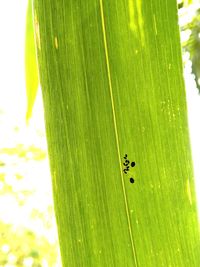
{"left": 131, "top": 162, "right": 135, "bottom": 167}
{"left": 130, "top": 178, "right": 134, "bottom": 183}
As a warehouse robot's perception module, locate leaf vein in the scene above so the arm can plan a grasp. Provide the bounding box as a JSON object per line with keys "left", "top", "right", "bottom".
{"left": 99, "top": 1, "right": 138, "bottom": 266}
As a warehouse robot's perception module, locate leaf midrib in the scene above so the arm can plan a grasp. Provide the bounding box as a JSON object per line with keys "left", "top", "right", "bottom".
{"left": 99, "top": 1, "right": 138, "bottom": 266}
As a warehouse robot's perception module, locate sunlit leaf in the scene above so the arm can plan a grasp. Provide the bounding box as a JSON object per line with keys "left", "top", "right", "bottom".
{"left": 25, "top": 0, "right": 39, "bottom": 122}
{"left": 34, "top": 0, "right": 200, "bottom": 266}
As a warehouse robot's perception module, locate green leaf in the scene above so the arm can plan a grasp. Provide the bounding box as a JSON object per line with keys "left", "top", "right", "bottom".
{"left": 25, "top": 0, "right": 39, "bottom": 122}
{"left": 34, "top": 0, "right": 200, "bottom": 266}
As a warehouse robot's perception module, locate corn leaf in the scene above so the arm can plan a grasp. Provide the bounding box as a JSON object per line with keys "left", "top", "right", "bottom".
{"left": 25, "top": 0, "right": 39, "bottom": 122}
{"left": 33, "top": 0, "right": 200, "bottom": 266}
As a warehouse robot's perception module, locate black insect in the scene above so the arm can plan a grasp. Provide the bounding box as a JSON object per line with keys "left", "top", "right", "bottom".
{"left": 131, "top": 162, "right": 135, "bottom": 167}
{"left": 123, "top": 166, "right": 129, "bottom": 174}
{"left": 123, "top": 154, "right": 136, "bottom": 184}
{"left": 123, "top": 154, "right": 136, "bottom": 174}
{"left": 123, "top": 159, "right": 130, "bottom": 167}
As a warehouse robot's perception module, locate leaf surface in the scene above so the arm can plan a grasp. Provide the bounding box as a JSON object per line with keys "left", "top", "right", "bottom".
{"left": 34, "top": 0, "right": 200, "bottom": 266}
{"left": 25, "top": 0, "right": 39, "bottom": 122}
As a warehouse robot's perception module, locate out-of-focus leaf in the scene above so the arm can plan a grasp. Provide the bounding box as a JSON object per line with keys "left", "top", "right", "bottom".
{"left": 183, "top": 0, "right": 193, "bottom": 6}
{"left": 181, "top": 7, "right": 200, "bottom": 91}
{"left": 25, "top": 0, "right": 39, "bottom": 122}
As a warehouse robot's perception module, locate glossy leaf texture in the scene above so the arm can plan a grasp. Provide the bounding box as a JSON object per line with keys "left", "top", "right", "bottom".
{"left": 33, "top": 0, "right": 200, "bottom": 266}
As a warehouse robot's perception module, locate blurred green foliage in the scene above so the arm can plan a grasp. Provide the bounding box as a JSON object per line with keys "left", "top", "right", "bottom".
{"left": 0, "top": 222, "right": 57, "bottom": 267}
{"left": 179, "top": 0, "right": 200, "bottom": 91}
{"left": 0, "top": 141, "right": 60, "bottom": 266}
{"left": 0, "top": 144, "right": 46, "bottom": 161}
{"left": 182, "top": 8, "right": 200, "bottom": 91}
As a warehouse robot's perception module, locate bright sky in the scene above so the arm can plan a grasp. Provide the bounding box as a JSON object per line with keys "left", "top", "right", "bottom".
{"left": 0, "top": 1, "right": 27, "bottom": 120}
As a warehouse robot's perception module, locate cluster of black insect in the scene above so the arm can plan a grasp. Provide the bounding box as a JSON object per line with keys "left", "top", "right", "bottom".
{"left": 123, "top": 154, "right": 135, "bottom": 183}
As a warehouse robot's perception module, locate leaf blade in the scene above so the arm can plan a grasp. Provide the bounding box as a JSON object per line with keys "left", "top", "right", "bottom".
{"left": 34, "top": 0, "right": 200, "bottom": 266}
{"left": 25, "top": 0, "right": 39, "bottom": 122}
